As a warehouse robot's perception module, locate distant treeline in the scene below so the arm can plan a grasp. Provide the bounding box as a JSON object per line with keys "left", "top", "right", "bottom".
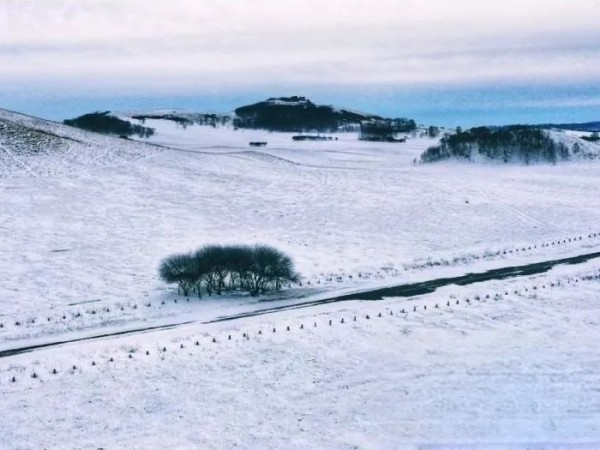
{"left": 359, "top": 119, "right": 417, "bottom": 141}
{"left": 132, "top": 113, "right": 231, "bottom": 129}
{"left": 540, "top": 122, "right": 600, "bottom": 133}
{"left": 420, "top": 126, "right": 570, "bottom": 164}
{"left": 159, "top": 244, "right": 299, "bottom": 297}
{"left": 64, "top": 111, "right": 155, "bottom": 138}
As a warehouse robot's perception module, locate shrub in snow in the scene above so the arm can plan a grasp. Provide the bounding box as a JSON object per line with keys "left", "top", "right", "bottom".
{"left": 159, "top": 245, "right": 299, "bottom": 297}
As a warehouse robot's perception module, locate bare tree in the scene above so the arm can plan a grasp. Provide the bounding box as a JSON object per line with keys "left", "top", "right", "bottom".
{"left": 159, "top": 245, "right": 299, "bottom": 298}
{"left": 158, "top": 253, "right": 196, "bottom": 296}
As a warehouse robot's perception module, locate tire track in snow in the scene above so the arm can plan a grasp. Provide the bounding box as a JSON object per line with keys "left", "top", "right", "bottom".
{"left": 0, "top": 321, "right": 193, "bottom": 358}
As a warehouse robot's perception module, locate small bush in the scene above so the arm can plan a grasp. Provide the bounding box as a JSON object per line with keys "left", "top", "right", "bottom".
{"left": 159, "top": 245, "right": 299, "bottom": 297}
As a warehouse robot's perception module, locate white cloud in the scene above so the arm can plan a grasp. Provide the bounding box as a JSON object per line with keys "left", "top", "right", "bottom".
{"left": 1, "top": 0, "right": 599, "bottom": 92}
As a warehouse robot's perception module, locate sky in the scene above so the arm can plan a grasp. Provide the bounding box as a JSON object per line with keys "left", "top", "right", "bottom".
{"left": 1, "top": 0, "right": 600, "bottom": 126}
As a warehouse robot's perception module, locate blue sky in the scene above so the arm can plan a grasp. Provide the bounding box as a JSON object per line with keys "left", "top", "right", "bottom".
{"left": 1, "top": 0, "right": 599, "bottom": 127}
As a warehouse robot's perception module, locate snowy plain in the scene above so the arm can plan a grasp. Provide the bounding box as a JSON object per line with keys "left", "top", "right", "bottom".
{"left": 2, "top": 262, "right": 600, "bottom": 449}
{"left": 1, "top": 109, "right": 600, "bottom": 448}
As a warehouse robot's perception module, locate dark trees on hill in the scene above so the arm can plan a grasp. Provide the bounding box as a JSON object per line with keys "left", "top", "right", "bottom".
{"left": 232, "top": 97, "right": 415, "bottom": 133}
{"left": 159, "top": 245, "right": 300, "bottom": 298}
{"left": 420, "top": 126, "right": 570, "bottom": 164}
{"left": 581, "top": 132, "right": 600, "bottom": 143}
{"left": 394, "top": 118, "right": 417, "bottom": 133}
{"left": 235, "top": 103, "right": 338, "bottom": 131}
{"left": 64, "top": 111, "right": 155, "bottom": 138}
{"left": 427, "top": 126, "right": 440, "bottom": 138}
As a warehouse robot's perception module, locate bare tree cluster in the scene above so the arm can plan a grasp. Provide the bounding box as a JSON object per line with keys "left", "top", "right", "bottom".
{"left": 420, "top": 125, "right": 570, "bottom": 164}
{"left": 159, "top": 245, "right": 300, "bottom": 297}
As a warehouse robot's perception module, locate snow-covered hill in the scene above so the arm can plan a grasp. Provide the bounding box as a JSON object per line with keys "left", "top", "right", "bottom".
{"left": 550, "top": 129, "right": 600, "bottom": 159}
{"left": 0, "top": 108, "right": 159, "bottom": 177}
{"left": 420, "top": 126, "right": 600, "bottom": 165}
{"left": 2, "top": 107, "right": 600, "bottom": 447}
{"left": 2, "top": 108, "right": 600, "bottom": 316}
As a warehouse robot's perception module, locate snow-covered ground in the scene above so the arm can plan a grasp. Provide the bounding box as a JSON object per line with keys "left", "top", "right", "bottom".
{"left": 2, "top": 109, "right": 600, "bottom": 447}
{"left": 2, "top": 112, "right": 600, "bottom": 318}
{"left": 0, "top": 108, "right": 159, "bottom": 177}
{"left": 2, "top": 260, "right": 600, "bottom": 448}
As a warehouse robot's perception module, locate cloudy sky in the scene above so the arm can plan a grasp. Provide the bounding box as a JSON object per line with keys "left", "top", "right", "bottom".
{"left": 1, "top": 0, "right": 600, "bottom": 125}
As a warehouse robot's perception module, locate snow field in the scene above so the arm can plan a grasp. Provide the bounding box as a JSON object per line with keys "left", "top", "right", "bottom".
{"left": 4, "top": 259, "right": 600, "bottom": 380}
{"left": 2, "top": 261, "right": 600, "bottom": 448}
{"left": 3, "top": 132, "right": 600, "bottom": 320}
{"left": 3, "top": 113, "right": 600, "bottom": 353}
{"left": 2, "top": 111, "right": 600, "bottom": 447}
{"left": 1, "top": 228, "right": 600, "bottom": 350}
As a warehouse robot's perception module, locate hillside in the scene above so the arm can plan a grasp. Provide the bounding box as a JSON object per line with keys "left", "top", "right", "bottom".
{"left": 233, "top": 96, "right": 380, "bottom": 132}
{"left": 420, "top": 125, "right": 600, "bottom": 164}
{"left": 3, "top": 107, "right": 600, "bottom": 321}
{"left": 3, "top": 107, "right": 600, "bottom": 447}
{"left": 0, "top": 108, "right": 159, "bottom": 177}
{"left": 92, "top": 98, "right": 417, "bottom": 139}
{"left": 233, "top": 96, "right": 417, "bottom": 133}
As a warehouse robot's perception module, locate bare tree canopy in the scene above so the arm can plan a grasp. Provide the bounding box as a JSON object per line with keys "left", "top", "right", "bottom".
{"left": 159, "top": 245, "right": 299, "bottom": 297}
